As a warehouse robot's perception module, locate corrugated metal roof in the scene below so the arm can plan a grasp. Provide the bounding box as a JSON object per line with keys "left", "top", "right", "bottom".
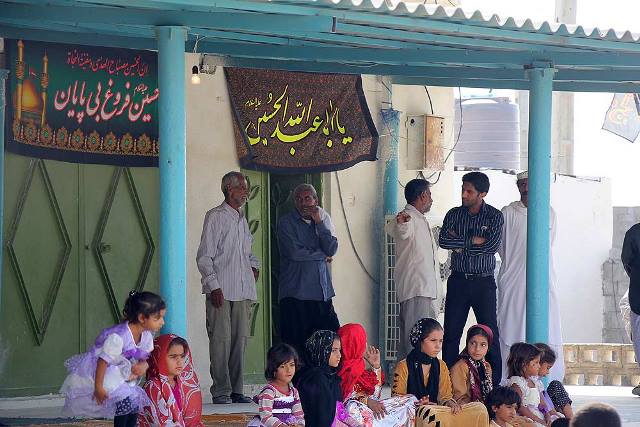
{"left": 270, "top": 0, "right": 640, "bottom": 43}
{"left": 3, "top": 0, "right": 640, "bottom": 91}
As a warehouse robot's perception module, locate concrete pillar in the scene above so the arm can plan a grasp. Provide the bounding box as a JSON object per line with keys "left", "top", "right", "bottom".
{"left": 156, "top": 26, "right": 187, "bottom": 336}
{"left": 552, "top": 0, "right": 577, "bottom": 174}
{"left": 526, "top": 65, "right": 555, "bottom": 344}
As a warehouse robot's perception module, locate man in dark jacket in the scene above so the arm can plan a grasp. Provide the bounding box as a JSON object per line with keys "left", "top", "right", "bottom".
{"left": 622, "top": 222, "right": 640, "bottom": 396}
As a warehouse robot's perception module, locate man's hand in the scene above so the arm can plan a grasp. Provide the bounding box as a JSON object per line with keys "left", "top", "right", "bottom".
{"left": 447, "top": 229, "right": 458, "bottom": 237}
{"left": 325, "top": 256, "right": 333, "bottom": 263}
{"left": 308, "top": 206, "right": 322, "bottom": 224}
{"left": 210, "top": 288, "right": 224, "bottom": 308}
{"left": 396, "top": 212, "right": 411, "bottom": 224}
{"left": 471, "top": 236, "right": 487, "bottom": 245}
{"left": 252, "top": 268, "right": 259, "bottom": 281}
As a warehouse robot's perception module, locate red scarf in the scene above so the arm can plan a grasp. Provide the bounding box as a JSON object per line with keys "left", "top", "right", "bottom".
{"left": 138, "top": 334, "right": 204, "bottom": 427}
{"left": 337, "top": 324, "right": 381, "bottom": 399}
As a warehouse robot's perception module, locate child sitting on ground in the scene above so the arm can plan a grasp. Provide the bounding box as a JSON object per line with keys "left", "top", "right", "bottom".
{"left": 534, "top": 343, "right": 573, "bottom": 420}
{"left": 138, "top": 334, "right": 204, "bottom": 426}
{"left": 249, "top": 343, "right": 305, "bottom": 426}
{"left": 61, "top": 291, "right": 165, "bottom": 427}
{"left": 504, "top": 342, "right": 560, "bottom": 427}
{"left": 450, "top": 324, "right": 494, "bottom": 405}
{"left": 486, "top": 386, "right": 521, "bottom": 427}
{"left": 570, "top": 403, "right": 621, "bottom": 427}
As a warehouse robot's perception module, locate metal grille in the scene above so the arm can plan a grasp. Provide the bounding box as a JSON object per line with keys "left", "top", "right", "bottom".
{"left": 383, "top": 215, "right": 400, "bottom": 361}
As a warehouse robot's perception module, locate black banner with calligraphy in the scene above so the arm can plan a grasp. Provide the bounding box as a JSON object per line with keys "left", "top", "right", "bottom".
{"left": 6, "top": 39, "right": 159, "bottom": 166}
{"left": 225, "top": 68, "right": 378, "bottom": 173}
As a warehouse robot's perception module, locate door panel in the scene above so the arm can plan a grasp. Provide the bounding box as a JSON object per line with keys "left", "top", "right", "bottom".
{"left": 242, "top": 169, "right": 271, "bottom": 383}
{"left": 83, "top": 166, "right": 159, "bottom": 344}
{"left": 1, "top": 155, "right": 80, "bottom": 396}
{"left": 0, "top": 153, "right": 159, "bottom": 397}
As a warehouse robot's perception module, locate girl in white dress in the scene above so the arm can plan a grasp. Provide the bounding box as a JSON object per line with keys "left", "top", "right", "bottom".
{"left": 503, "top": 343, "right": 549, "bottom": 427}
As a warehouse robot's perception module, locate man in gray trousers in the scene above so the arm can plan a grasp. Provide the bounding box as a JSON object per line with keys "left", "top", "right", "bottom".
{"left": 197, "top": 171, "right": 259, "bottom": 404}
{"left": 385, "top": 178, "right": 442, "bottom": 359}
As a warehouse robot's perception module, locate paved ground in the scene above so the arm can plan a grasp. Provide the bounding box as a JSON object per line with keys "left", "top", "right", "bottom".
{"left": 2, "top": 386, "right": 640, "bottom": 426}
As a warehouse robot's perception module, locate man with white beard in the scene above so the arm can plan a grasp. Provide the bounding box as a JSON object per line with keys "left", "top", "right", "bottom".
{"left": 497, "top": 171, "right": 564, "bottom": 382}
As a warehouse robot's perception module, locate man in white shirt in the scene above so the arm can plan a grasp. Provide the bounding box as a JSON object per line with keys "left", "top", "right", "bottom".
{"left": 385, "top": 179, "right": 442, "bottom": 359}
{"left": 197, "top": 171, "right": 259, "bottom": 404}
{"left": 497, "top": 171, "right": 564, "bottom": 382}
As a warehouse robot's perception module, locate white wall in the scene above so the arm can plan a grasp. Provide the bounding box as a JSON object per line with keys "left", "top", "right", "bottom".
{"left": 184, "top": 53, "right": 241, "bottom": 391}
{"left": 328, "top": 79, "right": 456, "bottom": 347}
{"left": 183, "top": 60, "right": 457, "bottom": 391}
{"left": 453, "top": 169, "right": 612, "bottom": 343}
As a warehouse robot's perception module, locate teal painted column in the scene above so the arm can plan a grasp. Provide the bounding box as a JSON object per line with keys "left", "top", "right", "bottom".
{"left": 525, "top": 65, "right": 555, "bottom": 344}
{"left": 156, "top": 27, "right": 187, "bottom": 336}
{"left": 380, "top": 107, "right": 399, "bottom": 363}
{"left": 0, "top": 69, "right": 9, "bottom": 312}
{"left": 381, "top": 109, "right": 400, "bottom": 215}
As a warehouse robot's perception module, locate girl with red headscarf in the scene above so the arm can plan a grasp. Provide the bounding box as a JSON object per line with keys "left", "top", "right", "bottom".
{"left": 337, "top": 323, "right": 417, "bottom": 427}
{"left": 138, "top": 334, "right": 204, "bottom": 427}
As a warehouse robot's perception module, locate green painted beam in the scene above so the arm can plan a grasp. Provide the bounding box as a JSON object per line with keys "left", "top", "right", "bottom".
{"left": 0, "top": 3, "right": 334, "bottom": 32}
{"left": 209, "top": 54, "right": 524, "bottom": 79}
{"left": 0, "top": 25, "right": 156, "bottom": 50}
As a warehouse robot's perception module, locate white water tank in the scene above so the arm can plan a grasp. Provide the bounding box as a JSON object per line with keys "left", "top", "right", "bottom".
{"left": 453, "top": 97, "right": 520, "bottom": 170}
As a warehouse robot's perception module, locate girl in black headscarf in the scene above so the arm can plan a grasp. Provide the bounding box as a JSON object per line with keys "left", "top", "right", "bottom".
{"left": 391, "top": 318, "right": 490, "bottom": 427}
{"left": 295, "top": 330, "right": 353, "bottom": 427}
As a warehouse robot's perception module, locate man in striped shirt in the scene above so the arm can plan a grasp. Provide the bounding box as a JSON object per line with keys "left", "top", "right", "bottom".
{"left": 439, "top": 171, "right": 503, "bottom": 384}
{"left": 197, "top": 171, "right": 259, "bottom": 404}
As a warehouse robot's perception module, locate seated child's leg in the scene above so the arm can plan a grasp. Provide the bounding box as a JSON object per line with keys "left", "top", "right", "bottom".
{"left": 547, "top": 380, "right": 573, "bottom": 418}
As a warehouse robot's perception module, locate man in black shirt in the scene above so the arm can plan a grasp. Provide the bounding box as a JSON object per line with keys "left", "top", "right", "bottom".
{"left": 439, "top": 172, "right": 503, "bottom": 383}
{"left": 621, "top": 222, "right": 640, "bottom": 395}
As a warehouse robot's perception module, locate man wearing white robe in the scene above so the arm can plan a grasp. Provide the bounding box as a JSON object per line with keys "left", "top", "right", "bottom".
{"left": 497, "top": 171, "right": 564, "bottom": 382}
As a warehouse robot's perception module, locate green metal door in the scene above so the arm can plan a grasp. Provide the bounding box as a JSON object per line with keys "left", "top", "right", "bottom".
{"left": 269, "top": 173, "right": 322, "bottom": 343}
{"left": 242, "top": 169, "right": 271, "bottom": 383}
{"left": 0, "top": 153, "right": 159, "bottom": 397}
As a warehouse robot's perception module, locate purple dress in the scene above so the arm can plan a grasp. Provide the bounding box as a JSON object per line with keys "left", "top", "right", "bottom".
{"left": 60, "top": 322, "right": 153, "bottom": 418}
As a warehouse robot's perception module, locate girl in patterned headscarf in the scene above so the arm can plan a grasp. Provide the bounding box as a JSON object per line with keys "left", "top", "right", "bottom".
{"left": 450, "top": 324, "right": 494, "bottom": 405}
{"left": 138, "top": 334, "right": 204, "bottom": 427}
{"left": 392, "top": 318, "right": 490, "bottom": 427}
{"left": 295, "top": 330, "right": 356, "bottom": 427}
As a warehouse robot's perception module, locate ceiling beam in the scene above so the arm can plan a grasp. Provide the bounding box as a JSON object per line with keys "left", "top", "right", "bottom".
{"left": 0, "top": 3, "right": 334, "bottom": 33}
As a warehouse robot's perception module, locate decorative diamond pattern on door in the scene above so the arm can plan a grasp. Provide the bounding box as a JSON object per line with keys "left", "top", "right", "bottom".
{"left": 92, "top": 167, "right": 155, "bottom": 322}
{"left": 5, "top": 159, "right": 72, "bottom": 345}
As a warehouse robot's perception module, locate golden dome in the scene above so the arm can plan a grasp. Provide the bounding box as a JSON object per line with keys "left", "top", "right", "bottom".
{"left": 21, "top": 79, "right": 42, "bottom": 114}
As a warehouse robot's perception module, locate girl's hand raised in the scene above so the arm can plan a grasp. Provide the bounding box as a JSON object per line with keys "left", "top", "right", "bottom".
{"left": 364, "top": 345, "right": 381, "bottom": 370}
{"left": 93, "top": 386, "right": 108, "bottom": 405}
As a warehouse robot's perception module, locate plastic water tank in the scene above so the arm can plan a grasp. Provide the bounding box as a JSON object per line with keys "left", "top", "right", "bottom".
{"left": 453, "top": 96, "right": 520, "bottom": 170}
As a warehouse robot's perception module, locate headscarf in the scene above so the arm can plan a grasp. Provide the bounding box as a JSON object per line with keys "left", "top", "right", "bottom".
{"left": 138, "top": 334, "right": 203, "bottom": 427}
{"left": 459, "top": 324, "right": 494, "bottom": 403}
{"left": 305, "top": 330, "right": 339, "bottom": 368}
{"left": 406, "top": 318, "right": 441, "bottom": 402}
{"left": 336, "top": 324, "right": 380, "bottom": 399}
{"left": 297, "top": 330, "right": 343, "bottom": 427}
